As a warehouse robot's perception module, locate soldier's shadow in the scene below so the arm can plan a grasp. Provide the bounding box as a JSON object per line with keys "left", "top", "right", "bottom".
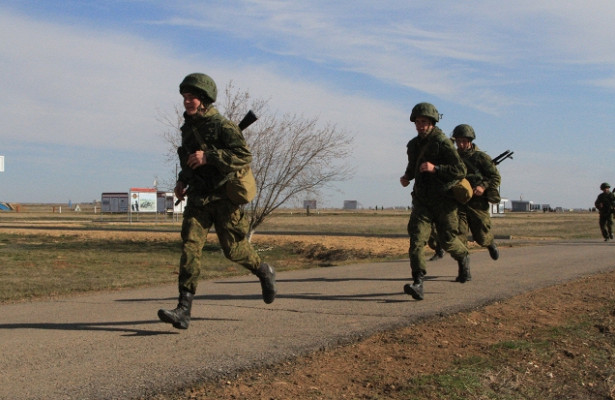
{"left": 0, "top": 317, "right": 230, "bottom": 336}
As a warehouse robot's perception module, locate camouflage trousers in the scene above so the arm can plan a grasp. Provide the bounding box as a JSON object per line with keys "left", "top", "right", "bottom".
{"left": 408, "top": 196, "right": 468, "bottom": 275}
{"left": 427, "top": 223, "right": 440, "bottom": 252}
{"left": 178, "top": 199, "right": 261, "bottom": 294}
{"left": 458, "top": 198, "right": 494, "bottom": 247}
{"left": 599, "top": 213, "right": 614, "bottom": 240}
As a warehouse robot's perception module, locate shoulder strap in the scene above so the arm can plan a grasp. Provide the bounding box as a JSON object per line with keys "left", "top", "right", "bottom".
{"left": 462, "top": 154, "right": 480, "bottom": 174}
{"left": 414, "top": 141, "right": 430, "bottom": 175}
{"left": 190, "top": 125, "right": 207, "bottom": 149}
{"left": 188, "top": 110, "right": 224, "bottom": 150}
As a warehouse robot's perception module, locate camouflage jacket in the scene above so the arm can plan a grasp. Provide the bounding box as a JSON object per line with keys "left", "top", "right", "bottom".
{"left": 595, "top": 192, "right": 615, "bottom": 215}
{"left": 177, "top": 106, "right": 252, "bottom": 198}
{"left": 458, "top": 144, "right": 501, "bottom": 191}
{"left": 404, "top": 127, "right": 466, "bottom": 201}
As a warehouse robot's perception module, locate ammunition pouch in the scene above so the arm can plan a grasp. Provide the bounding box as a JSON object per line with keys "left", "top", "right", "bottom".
{"left": 225, "top": 166, "right": 256, "bottom": 205}
{"left": 450, "top": 178, "right": 473, "bottom": 204}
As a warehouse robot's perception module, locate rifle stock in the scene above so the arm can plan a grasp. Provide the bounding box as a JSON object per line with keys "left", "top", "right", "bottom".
{"left": 238, "top": 110, "right": 258, "bottom": 131}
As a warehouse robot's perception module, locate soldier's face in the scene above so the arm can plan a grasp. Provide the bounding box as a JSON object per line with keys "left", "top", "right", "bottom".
{"left": 455, "top": 138, "right": 472, "bottom": 151}
{"left": 182, "top": 93, "right": 202, "bottom": 115}
{"left": 414, "top": 117, "right": 434, "bottom": 138}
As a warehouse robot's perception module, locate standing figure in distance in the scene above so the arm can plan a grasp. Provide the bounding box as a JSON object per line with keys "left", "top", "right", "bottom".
{"left": 158, "top": 73, "right": 276, "bottom": 330}
{"left": 452, "top": 124, "right": 502, "bottom": 275}
{"left": 400, "top": 102, "right": 470, "bottom": 300}
{"left": 594, "top": 182, "right": 615, "bottom": 241}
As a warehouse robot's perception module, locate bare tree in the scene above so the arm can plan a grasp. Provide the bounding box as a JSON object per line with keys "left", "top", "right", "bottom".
{"left": 161, "top": 82, "right": 355, "bottom": 236}
{"left": 157, "top": 104, "right": 185, "bottom": 191}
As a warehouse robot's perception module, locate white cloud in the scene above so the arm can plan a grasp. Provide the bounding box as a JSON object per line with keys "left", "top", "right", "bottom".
{"left": 157, "top": 1, "right": 615, "bottom": 114}
{"left": 0, "top": 9, "right": 181, "bottom": 151}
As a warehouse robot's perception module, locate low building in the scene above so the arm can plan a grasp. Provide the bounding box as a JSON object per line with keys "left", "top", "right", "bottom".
{"left": 101, "top": 192, "right": 129, "bottom": 213}
{"left": 511, "top": 200, "right": 532, "bottom": 212}
{"left": 343, "top": 200, "right": 358, "bottom": 210}
{"left": 102, "top": 190, "right": 182, "bottom": 213}
{"left": 490, "top": 198, "right": 508, "bottom": 215}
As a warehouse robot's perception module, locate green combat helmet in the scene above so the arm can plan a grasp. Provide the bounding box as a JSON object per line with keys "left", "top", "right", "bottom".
{"left": 452, "top": 124, "right": 476, "bottom": 141}
{"left": 179, "top": 73, "right": 217, "bottom": 103}
{"left": 410, "top": 102, "right": 440, "bottom": 123}
{"left": 601, "top": 182, "right": 611, "bottom": 190}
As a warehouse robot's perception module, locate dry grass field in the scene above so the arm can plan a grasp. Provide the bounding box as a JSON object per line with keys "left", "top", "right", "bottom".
{"left": 1, "top": 205, "right": 613, "bottom": 399}
{"left": 0, "top": 205, "right": 599, "bottom": 294}
{"left": 0, "top": 205, "right": 601, "bottom": 302}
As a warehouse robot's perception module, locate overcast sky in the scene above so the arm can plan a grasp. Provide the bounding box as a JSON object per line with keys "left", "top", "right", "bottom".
{"left": 1, "top": 1, "right": 614, "bottom": 209}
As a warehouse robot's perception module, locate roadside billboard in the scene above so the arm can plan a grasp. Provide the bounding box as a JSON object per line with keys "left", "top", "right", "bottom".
{"left": 129, "top": 188, "right": 157, "bottom": 213}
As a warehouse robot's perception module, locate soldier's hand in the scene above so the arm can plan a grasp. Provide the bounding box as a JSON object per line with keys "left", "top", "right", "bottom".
{"left": 400, "top": 175, "right": 410, "bottom": 187}
{"left": 187, "top": 151, "right": 207, "bottom": 169}
{"left": 174, "top": 181, "right": 187, "bottom": 201}
{"left": 419, "top": 162, "right": 436, "bottom": 173}
{"left": 473, "top": 186, "right": 485, "bottom": 196}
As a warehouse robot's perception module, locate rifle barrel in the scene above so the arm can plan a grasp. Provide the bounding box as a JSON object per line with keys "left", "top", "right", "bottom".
{"left": 493, "top": 150, "right": 514, "bottom": 165}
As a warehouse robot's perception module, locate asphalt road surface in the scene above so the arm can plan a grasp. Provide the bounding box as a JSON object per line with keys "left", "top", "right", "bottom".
{"left": 1, "top": 240, "right": 614, "bottom": 400}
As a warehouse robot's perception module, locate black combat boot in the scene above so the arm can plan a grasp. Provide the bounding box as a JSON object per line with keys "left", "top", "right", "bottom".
{"left": 487, "top": 243, "right": 499, "bottom": 260}
{"left": 455, "top": 255, "right": 470, "bottom": 283}
{"left": 455, "top": 261, "right": 472, "bottom": 282}
{"left": 253, "top": 263, "right": 277, "bottom": 304}
{"left": 404, "top": 270, "right": 425, "bottom": 301}
{"left": 158, "top": 290, "right": 193, "bottom": 329}
{"left": 429, "top": 247, "right": 444, "bottom": 261}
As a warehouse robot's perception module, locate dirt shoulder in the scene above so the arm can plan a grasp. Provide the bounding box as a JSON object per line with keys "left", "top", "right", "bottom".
{"left": 159, "top": 270, "right": 615, "bottom": 400}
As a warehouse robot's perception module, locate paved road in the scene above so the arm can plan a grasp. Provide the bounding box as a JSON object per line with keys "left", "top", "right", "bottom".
{"left": 1, "top": 240, "right": 614, "bottom": 400}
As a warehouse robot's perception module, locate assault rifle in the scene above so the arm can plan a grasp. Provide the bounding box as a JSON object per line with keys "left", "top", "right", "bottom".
{"left": 174, "top": 110, "right": 259, "bottom": 205}
{"left": 492, "top": 150, "right": 513, "bottom": 165}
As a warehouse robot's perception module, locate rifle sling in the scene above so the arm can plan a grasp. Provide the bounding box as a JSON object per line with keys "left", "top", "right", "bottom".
{"left": 188, "top": 120, "right": 243, "bottom": 191}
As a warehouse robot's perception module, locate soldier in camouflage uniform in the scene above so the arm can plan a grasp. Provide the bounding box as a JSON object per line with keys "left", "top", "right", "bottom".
{"left": 158, "top": 73, "right": 276, "bottom": 330}
{"left": 452, "top": 125, "right": 501, "bottom": 277}
{"left": 400, "top": 103, "right": 470, "bottom": 300}
{"left": 594, "top": 182, "right": 615, "bottom": 241}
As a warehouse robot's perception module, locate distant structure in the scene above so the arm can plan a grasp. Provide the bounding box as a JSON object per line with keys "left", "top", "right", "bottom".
{"left": 0, "top": 156, "right": 5, "bottom": 211}
{"left": 101, "top": 190, "right": 180, "bottom": 213}
{"left": 129, "top": 188, "right": 157, "bottom": 212}
{"left": 101, "top": 192, "right": 129, "bottom": 213}
{"left": 343, "top": 200, "right": 358, "bottom": 210}
{"left": 511, "top": 200, "right": 532, "bottom": 212}
{"left": 303, "top": 199, "right": 317, "bottom": 209}
{"left": 490, "top": 198, "right": 508, "bottom": 215}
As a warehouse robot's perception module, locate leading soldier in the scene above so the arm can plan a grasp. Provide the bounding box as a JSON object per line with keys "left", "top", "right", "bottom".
{"left": 157, "top": 73, "right": 276, "bottom": 330}
{"left": 400, "top": 103, "right": 470, "bottom": 300}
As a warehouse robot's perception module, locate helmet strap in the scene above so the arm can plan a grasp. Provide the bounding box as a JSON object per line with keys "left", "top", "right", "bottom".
{"left": 197, "top": 103, "right": 211, "bottom": 115}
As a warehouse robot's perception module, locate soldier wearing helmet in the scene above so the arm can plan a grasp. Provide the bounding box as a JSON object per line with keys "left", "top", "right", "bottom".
{"left": 594, "top": 182, "right": 615, "bottom": 241}
{"left": 400, "top": 102, "right": 469, "bottom": 300}
{"left": 451, "top": 124, "right": 502, "bottom": 270}
{"left": 158, "top": 73, "right": 276, "bottom": 330}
